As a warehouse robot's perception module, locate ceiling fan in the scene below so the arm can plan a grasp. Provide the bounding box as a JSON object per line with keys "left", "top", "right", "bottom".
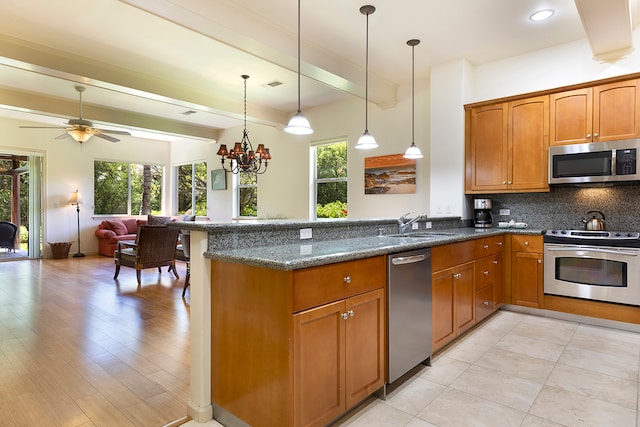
{"left": 20, "top": 85, "right": 131, "bottom": 143}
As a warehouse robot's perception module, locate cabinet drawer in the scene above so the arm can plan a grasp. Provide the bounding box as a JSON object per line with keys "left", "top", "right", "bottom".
{"left": 475, "top": 256, "right": 497, "bottom": 290}
{"left": 475, "top": 284, "right": 494, "bottom": 323}
{"left": 293, "top": 256, "right": 385, "bottom": 313}
{"left": 511, "top": 234, "right": 543, "bottom": 253}
{"left": 432, "top": 240, "right": 475, "bottom": 272}
{"left": 474, "top": 235, "right": 505, "bottom": 258}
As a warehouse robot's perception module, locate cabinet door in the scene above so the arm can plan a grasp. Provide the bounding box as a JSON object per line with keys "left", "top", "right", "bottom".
{"left": 509, "top": 96, "right": 549, "bottom": 191}
{"left": 345, "top": 289, "right": 385, "bottom": 408}
{"left": 593, "top": 79, "right": 640, "bottom": 142}
{"left": 512, "top": 252, "right": 543, "bottom": 308}
{"left": 550, "top": 88, "right": 593, "bottom": 146}
{"left": 432, "top": 269, "right": 455, "bottom": 351}
{"left": 493, "top": 254, "right": 504, "bottom": 308}
{"left": 475, "top": 284, "right": 494, "bottom": 324}
{"left": 294, "top": 300, "right": 346, "bottom": 427}
{"left": 469, "top": 103, "right": 508, "bottom": 191}
{"left": 454, "top": 263, "right": 475, "bottom": 335}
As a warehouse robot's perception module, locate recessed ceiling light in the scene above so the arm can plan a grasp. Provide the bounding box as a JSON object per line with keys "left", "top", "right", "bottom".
{"left": 530, "top": 9, "right": 554, "bottom": 21}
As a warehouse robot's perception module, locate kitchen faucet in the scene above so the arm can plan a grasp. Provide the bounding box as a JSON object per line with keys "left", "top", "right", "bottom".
{"left": 398, "top": 212, "right": 427, "bottom": 234}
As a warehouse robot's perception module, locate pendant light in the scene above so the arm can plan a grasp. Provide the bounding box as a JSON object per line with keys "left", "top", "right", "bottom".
{"left": 284, "top": 0, "right": 313, "bottom": 135}
{"left": 403, "top": 39, "right": 424, "bottom": 159}
{"left": 355, "top": 5, "right": 378, "bottom": 149}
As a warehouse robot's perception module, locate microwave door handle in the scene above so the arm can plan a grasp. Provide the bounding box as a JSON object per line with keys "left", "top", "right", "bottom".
{"left": 546, "top": 246, "right": 639, "bottom": 257}
{"left": 612, "top": 149, "right": 617, "bottom": 175}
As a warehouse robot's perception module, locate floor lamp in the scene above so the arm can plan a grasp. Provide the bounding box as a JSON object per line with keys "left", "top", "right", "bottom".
{"left": 70, "top": 189, "right": 85, "bottom": 258}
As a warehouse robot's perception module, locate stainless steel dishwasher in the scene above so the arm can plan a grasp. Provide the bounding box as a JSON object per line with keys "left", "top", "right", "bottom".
{"left": 387, "top": 248, "right": 432, "bottom": 384}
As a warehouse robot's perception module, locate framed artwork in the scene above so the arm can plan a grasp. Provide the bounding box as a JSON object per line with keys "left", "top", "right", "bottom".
{"left": 211, "top": 169, "right": 227, "bottom": 190}
{"left": 364, "top": 154, "right": 416, "bottom": 194}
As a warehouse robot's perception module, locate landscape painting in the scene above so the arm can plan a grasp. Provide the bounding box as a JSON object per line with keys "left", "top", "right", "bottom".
{"left": 364, "top": 154, "right": 416, "bottom": 194}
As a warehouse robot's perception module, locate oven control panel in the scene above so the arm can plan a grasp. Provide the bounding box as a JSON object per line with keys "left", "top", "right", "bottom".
{"left": 543, "top": 229, "right": 640, "bottom": 247}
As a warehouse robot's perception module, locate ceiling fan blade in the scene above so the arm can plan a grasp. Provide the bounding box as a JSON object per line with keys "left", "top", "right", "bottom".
{"left": 94, "top": 128, "right": 131, "bottom": 135}
{"left": 93, "top": 132, "right": 120, "bottom": 143}
{"left": 19, "top": 126, "right": 68, "bottom": 129}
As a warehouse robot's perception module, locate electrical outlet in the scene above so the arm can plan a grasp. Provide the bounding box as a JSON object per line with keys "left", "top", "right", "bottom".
{"left": 300, "top": 228, "right": 312, "bottom": 239}
{"left": 412, "top": 222, "right": 419, "bottom": 230}
{"left": 426, "top": 221, "right": 432, "bottom": 229}
{"left": 499, "top": 209, "right": 510, "bottom": 216}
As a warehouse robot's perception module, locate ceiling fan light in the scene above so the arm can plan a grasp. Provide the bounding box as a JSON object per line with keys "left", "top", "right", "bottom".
{"left": 403, "top": 142, "right": 423, "bottom": 159}
{"left": 68, "top": 129, "right": 92, "bottom": 143}
{"left": 355, "top": 130, "right": 378, "bottom": 149}
{"left": 285, "top": 112, "right": 314, "bottom": 135}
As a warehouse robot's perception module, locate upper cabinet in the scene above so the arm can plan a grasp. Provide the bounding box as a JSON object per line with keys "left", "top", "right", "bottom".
{"left": 550, "top": 79, "right": 640, "bottom": 146}
{"left": 466, "top": 95, "right": 549, "bottom": 193}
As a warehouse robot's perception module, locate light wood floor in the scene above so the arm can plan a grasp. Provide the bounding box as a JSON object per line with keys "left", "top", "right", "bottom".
{"left": 0, "top": 255, "right": 191, "bottom": 426}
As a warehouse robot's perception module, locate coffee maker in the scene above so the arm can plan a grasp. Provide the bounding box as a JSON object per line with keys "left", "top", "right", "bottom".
{"left": 474, "top": 198, "right": 493, "bottom": 228}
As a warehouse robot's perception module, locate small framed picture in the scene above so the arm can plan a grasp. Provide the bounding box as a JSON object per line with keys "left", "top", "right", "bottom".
{"left": 211, "top": 169, "right": 227, "bottom": 190}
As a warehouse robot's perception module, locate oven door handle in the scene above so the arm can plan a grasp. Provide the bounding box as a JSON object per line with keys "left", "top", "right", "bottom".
{"left": 546, "top": 246, "right": 640, "bottom": 256}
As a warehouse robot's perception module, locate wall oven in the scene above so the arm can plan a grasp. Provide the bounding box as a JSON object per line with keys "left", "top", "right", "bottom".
{"left": 543, "top": 230, "right": 640, "bottom": 306}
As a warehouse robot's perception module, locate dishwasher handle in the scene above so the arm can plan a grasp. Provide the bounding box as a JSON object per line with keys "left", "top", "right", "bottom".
{"left": 391, "top": 254, "right": 427, "bottom": 265}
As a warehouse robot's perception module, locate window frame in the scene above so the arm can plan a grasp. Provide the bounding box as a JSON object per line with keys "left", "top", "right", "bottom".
{"left": 175, "top": 161, "right": 207, "bottom": 216}
{"left": 311, "top": 139, "right": 348, "bottom": 220}
{"left": 236, "top": 171, "right": 258, "bottom": 218}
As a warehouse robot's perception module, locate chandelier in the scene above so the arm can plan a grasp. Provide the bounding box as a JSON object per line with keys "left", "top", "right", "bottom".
{"left": 216, "top": 75, "right": 271, "bottom": 174}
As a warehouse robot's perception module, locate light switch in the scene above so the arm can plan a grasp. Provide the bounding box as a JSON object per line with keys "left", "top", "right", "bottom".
{"left": 499, "top": 209, "right": 510, "bottom": 216}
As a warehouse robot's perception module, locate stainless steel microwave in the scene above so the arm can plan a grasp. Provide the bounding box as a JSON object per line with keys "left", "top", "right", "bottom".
{"left": 549, "top": 139, "right": 640, "bottom": 184}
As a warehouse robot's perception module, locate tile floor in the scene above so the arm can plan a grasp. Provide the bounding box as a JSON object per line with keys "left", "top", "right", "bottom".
{"left": 334, "top": 310, "right": 640, "bottom": 427}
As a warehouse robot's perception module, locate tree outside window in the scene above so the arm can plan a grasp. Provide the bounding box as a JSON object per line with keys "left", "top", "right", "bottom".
{"left": 315, "top": 141, "right": 347, "bottom": 218}
{"left": 238, "top": 171, "right": 257, "bottom": 217}
{"left": 94, "top": 160, "right": 162, "bottom": 215}
{"left": 177, "top": 162, "right": 207, "bottom": 216}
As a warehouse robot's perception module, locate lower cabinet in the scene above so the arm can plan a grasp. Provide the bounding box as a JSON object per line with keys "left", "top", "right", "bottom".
{"left": 475, "top": 253, "right": 503, "bottom": 323}
{"left": 210, "top": 256, "right": 386, "bottom": 427}
{"left": 293, "top": 288, "right": 385, "bottom": 427}
{"left": 432, "top": 261, "right": 475, "bottom": 350}
{"left": 511, "top": 235, "right": 544, "bottom": 308}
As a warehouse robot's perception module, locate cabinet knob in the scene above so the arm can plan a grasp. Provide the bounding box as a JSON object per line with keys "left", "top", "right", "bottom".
{"left": 497, "top": 241, "right": 503, "bottom": 246}
{"left": 347, "top": 309, "right": 355, "bottom": 317}
{"left": 483, "top": 301, "right": 489, "bottom": 306}
{"left": 483, "top": 244, "right": 489, "bottom": 250}
{"left": 454, "top": 273, "right": 461, "bottom": 279}
{"left": 341, "top": 312, "right": 349, "bottom": 320}
{"left": 524, "top": 241, "right": 529, "bottom": 246}
{"left": 538, "top": 259, "right": 542, "bottom": 264}
{"left": 343, "top": 275, "right": 351, "bottom": 284}
{"left": 508, "top": 181, "right": 512, "bottom": 185}
{"left": 594, "top": 133, "right": 599, "bottom": 138}
{"left": 483, "top": 270, "right": 489, "bottom": 276}
{"left": 587, "top": 133, "right": 591, "bottom": 138}
{"left": 492, "top": 260, "right": 498, "bottom": 265}
{"left": 502, "top": 181, "right": 506, "bottom": 185}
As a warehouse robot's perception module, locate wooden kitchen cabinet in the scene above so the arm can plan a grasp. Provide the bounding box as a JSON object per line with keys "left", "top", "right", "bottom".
{"left": 294, "top": 288, "right": 385, "bottom": 427}
{"left": 466, "top": 95, "right": 549, "bottom": 193}
{"left": 511, "top": 235, "right": 544, "bottom": 308}
{"left": 474, "top": 236, "right": 504, "bottom": 323}
{"left": 210, "top": 255, "right": 386, "bottom": 427}
{"left": 432, "top": 240, "right": 475, "bottom": 351}
{"left": 550, "top": 79, "right": 640, "bottom": 146}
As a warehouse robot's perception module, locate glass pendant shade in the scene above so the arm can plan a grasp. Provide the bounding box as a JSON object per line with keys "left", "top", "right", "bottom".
{"left": 355, "top": 130, "right": 378, "bottom": 149}
{"left": 68, "top": 129, "right": 92, "bottom": 143}
{"left": 403, "top": 142, "right": 423, "bottom": 159}
{"left": 285, "top": 111, "right": 313, "bottom": 135}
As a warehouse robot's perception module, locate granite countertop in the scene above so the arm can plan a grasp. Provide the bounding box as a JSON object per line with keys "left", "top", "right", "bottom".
{"left": 204, "top": 227, "right": 543, "bottom": 270}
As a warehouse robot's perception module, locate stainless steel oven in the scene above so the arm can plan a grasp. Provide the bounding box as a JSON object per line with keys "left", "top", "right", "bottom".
{"left": 543, "top": 230, "right": 640, "bottom": 306}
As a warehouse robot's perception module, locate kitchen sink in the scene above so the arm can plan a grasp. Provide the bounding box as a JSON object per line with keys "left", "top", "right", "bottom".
{"left": 381, "top": 231, "right": 459, "bottom": 239}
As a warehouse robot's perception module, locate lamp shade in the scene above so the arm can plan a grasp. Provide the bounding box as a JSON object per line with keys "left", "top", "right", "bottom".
{"left": 403, "top": 142, "right": 423, "bottom": 159}
{"left": 70, "top": 189, "right": 80, "bottom": 205}
{"left": 355, "top": 130, "right": 378, "bottom": 149}
{"left": 285, "top": 112, "right": 314, "bottom": 135}
{"left": 68, "top": 129, "right": 93, "bottom": 143}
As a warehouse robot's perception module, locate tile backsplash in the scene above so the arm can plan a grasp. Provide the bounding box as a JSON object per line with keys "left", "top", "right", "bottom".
{"left": 475, "top": 184, "right": 640, "bottom": 231}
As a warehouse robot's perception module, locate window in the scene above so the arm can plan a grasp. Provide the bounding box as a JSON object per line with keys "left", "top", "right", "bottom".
{"left": 94, "top": 161, "right": 163, "bottom": 215}
{"left": 237, "top": 171, "right": 257, "bottom": 217}
{"left": 176, "top": 162, "right": 207, "bottom": 216}
{"left": 314, "top": 140, "right": 347, "bottom": 218}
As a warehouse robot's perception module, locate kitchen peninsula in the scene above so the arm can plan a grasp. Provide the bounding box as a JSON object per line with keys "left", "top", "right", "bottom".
{"left": 176, "top": 218, "right": 640, "bottom": 426}
{"left": 174, "top": 217, "right": 543, "bottom": 426}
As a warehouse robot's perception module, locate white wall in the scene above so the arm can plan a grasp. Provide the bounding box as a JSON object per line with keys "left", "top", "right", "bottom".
{"left": 0, "top": 116, "right": 172, "bottom": 256}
